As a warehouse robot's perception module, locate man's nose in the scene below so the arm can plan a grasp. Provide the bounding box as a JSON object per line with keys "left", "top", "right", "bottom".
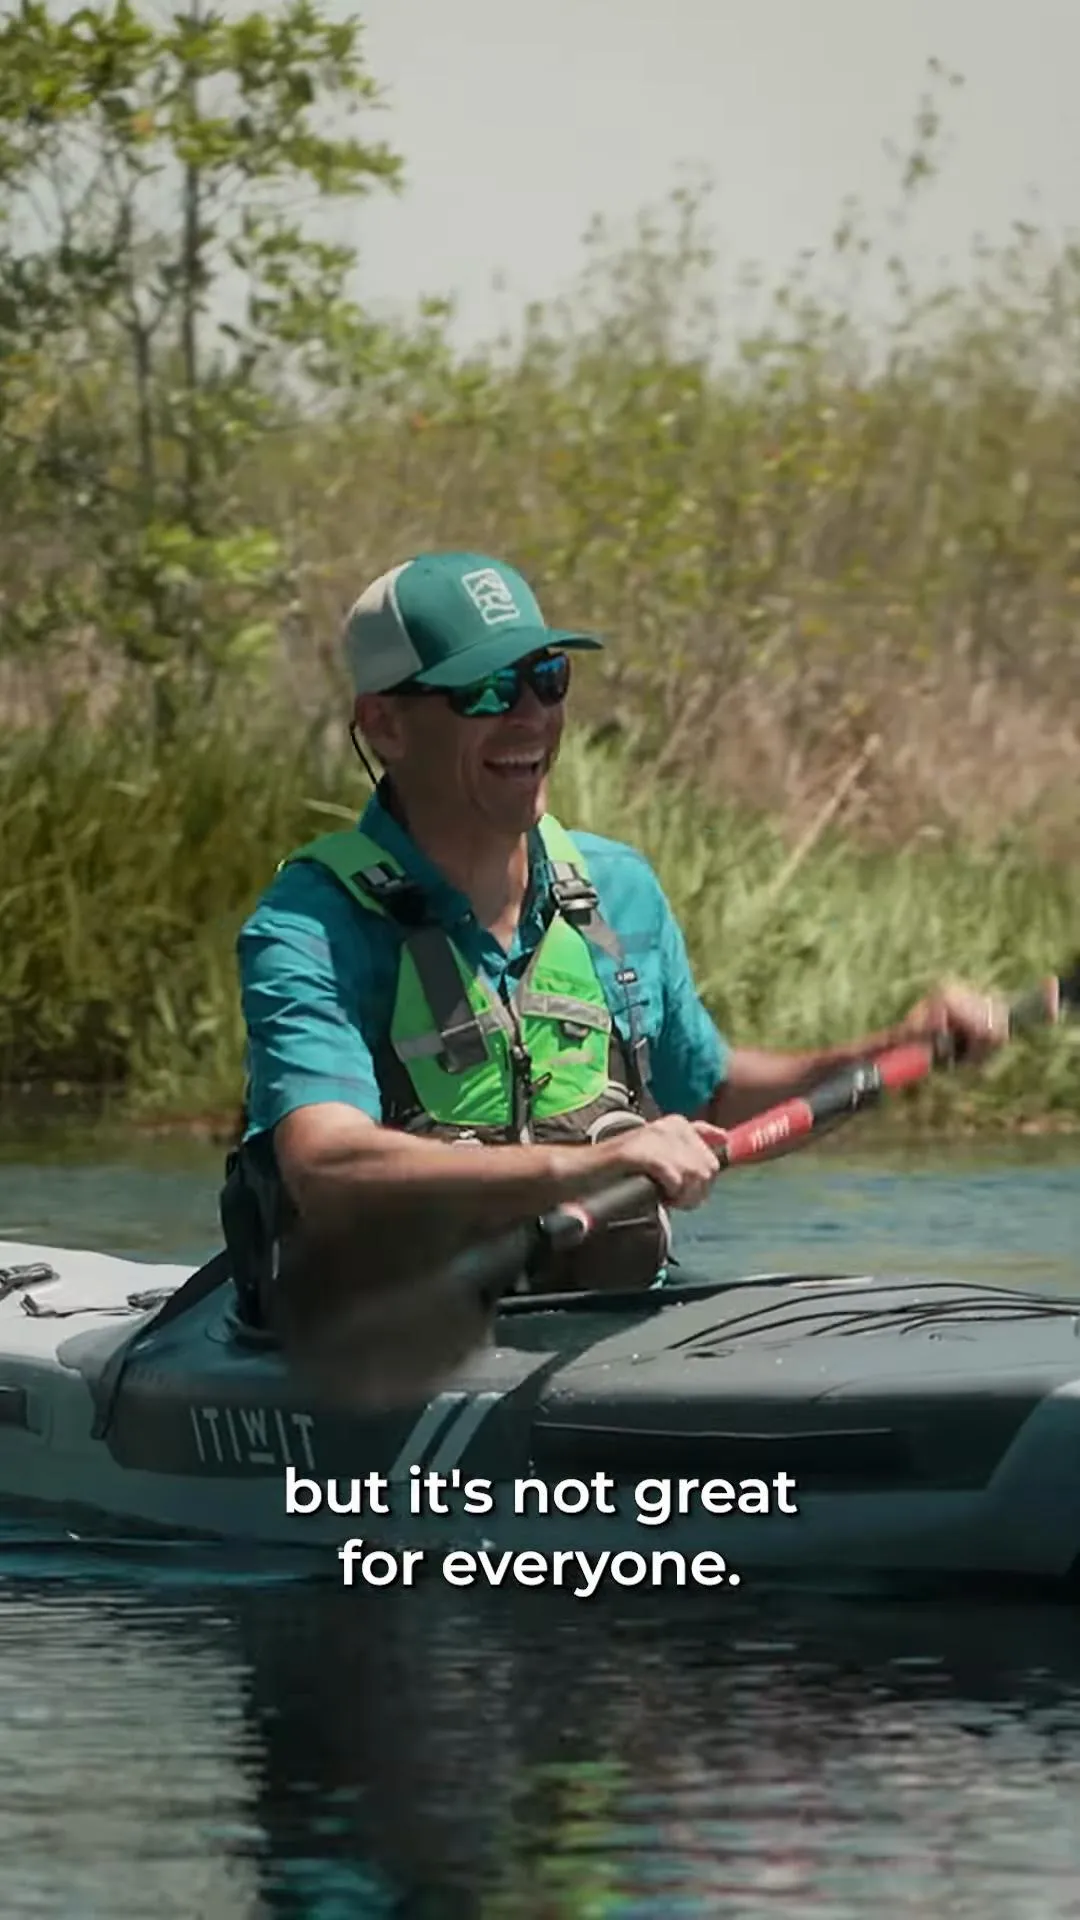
{"left": 510, "top": 680, "right": 554, "bottom": 722}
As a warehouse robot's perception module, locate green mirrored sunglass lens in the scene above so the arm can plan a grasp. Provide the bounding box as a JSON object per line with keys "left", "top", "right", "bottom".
{"left": 453, "top": 653, "right": 569, "bottom": 715}
{"left": 461, "top": 677, "right": 514, "bottom": 714}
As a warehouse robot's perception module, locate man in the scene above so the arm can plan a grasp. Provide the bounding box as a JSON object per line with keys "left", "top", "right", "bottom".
{"left": 224, "top": 549, "right": 1007, "bottom": 1393}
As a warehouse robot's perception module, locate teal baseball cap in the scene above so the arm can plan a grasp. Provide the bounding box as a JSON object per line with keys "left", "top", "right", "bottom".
{"left": 342, "top": 550, "right": 603, "bottom": 693}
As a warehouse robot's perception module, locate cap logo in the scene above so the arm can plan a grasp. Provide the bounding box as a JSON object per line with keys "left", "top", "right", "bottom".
{"left": 461, "top": 566, "right": 522, "bottom": 626}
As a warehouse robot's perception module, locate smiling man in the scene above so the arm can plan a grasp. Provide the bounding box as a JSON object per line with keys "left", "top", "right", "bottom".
{"left": 223, "top": 550, "right": 1007, "bottom": 1369}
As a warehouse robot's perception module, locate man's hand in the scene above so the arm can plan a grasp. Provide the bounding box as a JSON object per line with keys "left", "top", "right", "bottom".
{"left": 896, "top": 977, "right": 1011, "bottom": 1064}
{"left": 590, "top": 1113, "right": 729, "bottom": 1209}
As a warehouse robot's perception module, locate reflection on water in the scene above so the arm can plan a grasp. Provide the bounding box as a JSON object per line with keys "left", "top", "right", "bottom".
{"left": 0, "top": 1584, "right": 257, "bottom": 1918}
{"left": 5, "top": 1574, "right": 1080, "bottom": 1917}
{"left": 0, "top": 1124, "right": 1077, "bottom": 1915}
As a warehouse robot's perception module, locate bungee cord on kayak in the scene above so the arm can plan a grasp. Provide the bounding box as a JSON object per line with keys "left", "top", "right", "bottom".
{"left": 678, "top": 1285, "right": 1080, "bottom": 1350}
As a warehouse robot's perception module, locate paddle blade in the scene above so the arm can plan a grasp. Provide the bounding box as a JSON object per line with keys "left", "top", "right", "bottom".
{"left": 267, "top": 1211, "right": 525, "bottom": 1411}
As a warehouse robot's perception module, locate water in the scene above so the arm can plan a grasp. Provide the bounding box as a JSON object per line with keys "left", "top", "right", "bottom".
{"left": 0, "top": 1125, "right": 1078, "bottom": 1917}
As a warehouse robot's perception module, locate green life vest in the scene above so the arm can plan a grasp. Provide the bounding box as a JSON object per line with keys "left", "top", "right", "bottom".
{"left": 279, "top": 812, "right": 657, "bottom": 1147}
{"left": 220, "top": 811, "right": 669, "bottom": 1326}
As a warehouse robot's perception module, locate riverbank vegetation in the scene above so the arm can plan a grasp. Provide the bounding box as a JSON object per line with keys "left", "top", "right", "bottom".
{"left": 1, "top": 13, "right": 1077, "bottom": 1132}
{"left": 2, "top": 706, "right": 1076, "bottom": 1136}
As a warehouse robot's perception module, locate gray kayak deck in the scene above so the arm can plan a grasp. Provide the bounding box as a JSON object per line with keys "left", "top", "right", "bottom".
{"left": 3, "top": 1239, "right": 1080, "bottom": 1579}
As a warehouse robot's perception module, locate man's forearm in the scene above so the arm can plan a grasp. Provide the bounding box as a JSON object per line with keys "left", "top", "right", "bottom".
{"left": 703, "top": 1025, "right": 906, "bottom": 1128}
{"left": 280, "top": 1121, "right": 632, "bottom": 1240}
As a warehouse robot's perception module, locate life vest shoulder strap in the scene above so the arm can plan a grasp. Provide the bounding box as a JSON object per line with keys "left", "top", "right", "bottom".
{"left": 536, "top": 816, "right": 653, "bottom": 1103}
{"left": 280, "top": 829, "right": 430, "bottom": 926}
{"left": 283, "top": 829, "right": 493, "bottom": 1073}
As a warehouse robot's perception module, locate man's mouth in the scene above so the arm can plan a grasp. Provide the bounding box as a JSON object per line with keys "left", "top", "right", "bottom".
{"left": 484, "top": 752, "right": 546, "bottom": 783}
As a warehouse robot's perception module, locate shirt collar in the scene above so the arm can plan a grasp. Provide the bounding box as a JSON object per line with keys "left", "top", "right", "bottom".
{"left": 356, "top": 779, "right": 554, "bottom": 938}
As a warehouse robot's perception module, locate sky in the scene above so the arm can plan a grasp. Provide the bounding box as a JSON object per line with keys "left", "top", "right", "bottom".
{"left": 324, "top": 0, "right": 1080, "bottom": 349}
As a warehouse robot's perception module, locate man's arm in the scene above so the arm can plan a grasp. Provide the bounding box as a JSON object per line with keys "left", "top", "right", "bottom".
{"left": 698, "top": 984, "right": 1007, "bottom": 1128}
{"left": 274, "top": 1101, "right": 658, "bottom": 1244}
{"left": 700, "top": 1030, "right": 902, "bottom": 1127}
{"left": 633, "top": 867, "right": 1007, "bottom": 1130}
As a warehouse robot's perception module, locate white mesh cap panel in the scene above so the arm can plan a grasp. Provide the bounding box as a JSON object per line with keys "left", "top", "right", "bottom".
{"left": 342, "top": 562, "right": 422, "bottom": 692}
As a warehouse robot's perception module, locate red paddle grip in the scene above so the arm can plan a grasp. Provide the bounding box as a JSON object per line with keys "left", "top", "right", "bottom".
{"left": 719, "top": 1040, "right": 937, "bottom": 1169}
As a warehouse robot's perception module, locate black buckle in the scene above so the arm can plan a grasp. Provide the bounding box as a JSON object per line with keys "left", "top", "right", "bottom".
{"left": 551, "top": 874, "right": 600, "bottom": 923}
{"left": 355, "top": 864, "right": 430, "bottom": 928}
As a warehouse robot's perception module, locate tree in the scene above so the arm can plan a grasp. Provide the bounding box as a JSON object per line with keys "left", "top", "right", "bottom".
{"left": 0, "top": 0, "right": 403, "bottom": 725}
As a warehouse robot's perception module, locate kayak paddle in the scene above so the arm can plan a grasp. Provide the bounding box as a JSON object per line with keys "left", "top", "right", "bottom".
{"left": 276, "top": 956, "right": 1079, "bottom": 1408}
{"left": 468, "top": 954, "right": 1080, "bottom": 1308}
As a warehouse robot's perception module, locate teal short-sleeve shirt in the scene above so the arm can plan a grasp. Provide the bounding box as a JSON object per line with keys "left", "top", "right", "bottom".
{"left": 236, "top": 786, "right": 729, "bottom": 1140}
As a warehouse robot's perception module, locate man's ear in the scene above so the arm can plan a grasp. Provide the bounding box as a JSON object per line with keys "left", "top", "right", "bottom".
{"left": 355, "top": 692, "right": 400, "bottom": 764}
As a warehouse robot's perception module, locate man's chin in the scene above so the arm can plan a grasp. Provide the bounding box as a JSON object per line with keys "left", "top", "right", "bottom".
{"left": 480, "top": 776, "right": 549, "bottom": 834}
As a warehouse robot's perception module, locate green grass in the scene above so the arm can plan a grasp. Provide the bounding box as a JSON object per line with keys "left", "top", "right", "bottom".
{"left": 1, "top": 707, "right": 1076, "bottom": 1134}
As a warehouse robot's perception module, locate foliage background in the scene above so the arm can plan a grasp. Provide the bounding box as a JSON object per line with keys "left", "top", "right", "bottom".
{"left": 1, "top": 13, "right": 1077, "bottom": 1126}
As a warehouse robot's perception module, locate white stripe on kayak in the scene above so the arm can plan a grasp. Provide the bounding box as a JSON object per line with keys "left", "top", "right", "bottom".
{"left": 387, "top": 1392, "right": 468, "bottom": 1480}
{"left": 425, "top": 1391, "right": 507, "bottom": 1474}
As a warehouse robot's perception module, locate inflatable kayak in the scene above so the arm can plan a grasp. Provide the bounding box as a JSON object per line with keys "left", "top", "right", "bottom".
{"left": 3, "top": 1234, "right": 1080, "bottom": 1589}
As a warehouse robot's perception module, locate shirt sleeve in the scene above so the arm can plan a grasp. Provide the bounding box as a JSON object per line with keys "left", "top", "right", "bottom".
{"left": 647, "top": 881, "right": 730, "bottom": 1117}
{"left": 236, "top": 866, "right": 384, "bottom": 1139}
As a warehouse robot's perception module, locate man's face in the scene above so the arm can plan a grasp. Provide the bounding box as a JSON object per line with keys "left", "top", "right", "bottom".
{"left": 360, "top": 653, "right": 568, "bottom": 839}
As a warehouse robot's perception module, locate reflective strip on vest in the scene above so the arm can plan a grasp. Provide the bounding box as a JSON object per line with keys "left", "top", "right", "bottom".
{"left": 514, "top": 992, "right": 609, "bottom": 1032}
{"left": 402, "top": 924, "right": 490, "bottom": 1073}
{"left": 394, "top": 1006, "right": 507, "bottom": 1062}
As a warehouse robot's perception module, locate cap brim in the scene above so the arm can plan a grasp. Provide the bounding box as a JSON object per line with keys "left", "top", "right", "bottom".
{"left": 410, "top": 627, "right": 603, "bottom": 689}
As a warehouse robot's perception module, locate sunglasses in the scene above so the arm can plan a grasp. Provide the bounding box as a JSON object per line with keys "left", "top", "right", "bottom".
{"left": 393, "top": 649, "right": 571, "bottom": 718}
